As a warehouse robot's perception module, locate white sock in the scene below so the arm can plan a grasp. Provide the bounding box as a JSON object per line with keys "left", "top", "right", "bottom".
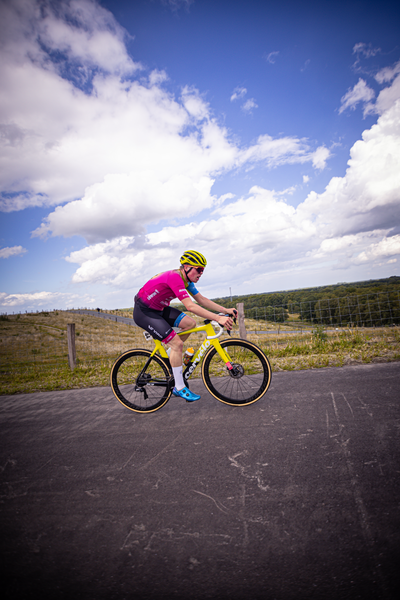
{"left": 172, "top": 366, "right": 185, "bottom": 391}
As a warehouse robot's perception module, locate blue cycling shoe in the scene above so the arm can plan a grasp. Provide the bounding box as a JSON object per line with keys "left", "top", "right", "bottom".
{"left": 172, "top": 386, "right": 201, "bottom": 402}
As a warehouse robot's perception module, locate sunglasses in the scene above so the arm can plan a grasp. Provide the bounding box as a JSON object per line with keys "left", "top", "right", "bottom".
{"left": 194, "top": 267, "right": 205, "bottom": 274}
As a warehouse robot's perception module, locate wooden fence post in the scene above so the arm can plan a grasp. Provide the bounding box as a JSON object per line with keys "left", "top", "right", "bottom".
{"left": 67, "top": 323, "right": 76, "bottom": 370}
{"left": 237, "top": 303, "right": 247, "bottom": 340}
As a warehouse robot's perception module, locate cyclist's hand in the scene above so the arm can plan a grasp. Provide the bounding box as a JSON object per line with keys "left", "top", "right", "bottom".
{"left": 224, "top": 308, "right": 237, "bottom": 325}
{"left": 218, "top": 315, "right": 233, "bottom": 330}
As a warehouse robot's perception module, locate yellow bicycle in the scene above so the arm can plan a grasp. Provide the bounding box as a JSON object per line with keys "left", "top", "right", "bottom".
{"left": 110, "top": 318, "right": 272, "bottom": 413}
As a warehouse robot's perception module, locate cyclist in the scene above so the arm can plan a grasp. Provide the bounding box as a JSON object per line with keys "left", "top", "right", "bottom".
{"left": 133, "top": 250, "right": 238, "bottom": 402}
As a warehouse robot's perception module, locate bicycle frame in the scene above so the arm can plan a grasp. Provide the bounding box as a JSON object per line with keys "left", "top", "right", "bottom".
{"left": 145, "top": 320, "right": 234, "bottom": 384}
{"left": 111, "top": 316, "right": 272, "bottom": 411}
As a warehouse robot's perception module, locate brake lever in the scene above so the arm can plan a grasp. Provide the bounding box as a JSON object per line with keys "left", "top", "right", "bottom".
{"left": 218, "top": 312, "right": 236, "bottom": 336}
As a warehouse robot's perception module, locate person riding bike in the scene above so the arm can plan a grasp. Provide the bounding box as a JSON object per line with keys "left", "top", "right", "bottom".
{"left": 133, "top": 250, "right": 237, "bottom": 402}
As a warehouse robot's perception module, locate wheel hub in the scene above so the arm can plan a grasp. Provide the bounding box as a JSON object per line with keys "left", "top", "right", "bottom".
{"left": 228, "top": 363, "right": 244, "bottom": 378}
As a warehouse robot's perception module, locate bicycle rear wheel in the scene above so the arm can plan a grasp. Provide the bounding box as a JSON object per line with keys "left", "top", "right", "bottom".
{"left": 202, "top": 339, "right": 272, "bottom": 406}
{"left": 110, "top": 349, "right": 172, "bottom": 413}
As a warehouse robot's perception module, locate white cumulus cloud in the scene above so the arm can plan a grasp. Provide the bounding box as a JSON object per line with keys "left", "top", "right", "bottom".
{"left": 339, "top": 78, "right": 375, "bottom": 115}
{"left": 356, "top": 234, "right": 400, "bottom": 263}
{"left": 353, "top": 42, "right": 380, "bottom": 60}
{"left": 375, "top": 60, "right": 400, "bottom": 85}
{"left": 64, "top": 69, "right": 400, "bottom": 293}
{"left": 242, "top": 99, "right": 258, "bottom": 113}
{"left": 266, "top": 51, "right": 279, "bottom": 64}
{"left": 1, "top": 0, "right": 400, "bottom": 304}
{"left": 0, "top": 245, "right": 27, "bottom": 259}
{"left": 230, "top": 87, "right": 247, "bottom": 101}
{"left": 0, "top": 290, "right": 92, "bottom": 310}
{"left": 0, "top": 0, "right": 329, "bottom": 246}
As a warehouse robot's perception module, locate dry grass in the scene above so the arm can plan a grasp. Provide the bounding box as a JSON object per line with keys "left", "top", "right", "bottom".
{"left": 1, "top": 311, "right": 399, "bottom": 395}
{"left": 247, "top": 325, "right": 400, "bottom": 372}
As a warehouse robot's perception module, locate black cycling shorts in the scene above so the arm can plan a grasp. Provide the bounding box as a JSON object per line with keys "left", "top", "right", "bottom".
{"left": 133, "top": 296, "right": 185, "bottom": 343}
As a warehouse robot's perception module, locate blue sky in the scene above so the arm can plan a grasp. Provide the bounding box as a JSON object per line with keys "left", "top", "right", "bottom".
{"left": 1, "top": 0, "right": 400, "bottom": 312}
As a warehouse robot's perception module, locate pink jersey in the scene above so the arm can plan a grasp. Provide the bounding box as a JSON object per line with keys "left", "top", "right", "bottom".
{"left": 137, "top": 270, "right": 191, "bottom": 310}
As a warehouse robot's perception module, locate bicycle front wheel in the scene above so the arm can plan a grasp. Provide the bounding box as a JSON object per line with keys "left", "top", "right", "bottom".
{"left": 202, "top": 339, "right": 272, "bottom": 406}
{"left": 110, "top": 349, "right": 172, "bottom": 413}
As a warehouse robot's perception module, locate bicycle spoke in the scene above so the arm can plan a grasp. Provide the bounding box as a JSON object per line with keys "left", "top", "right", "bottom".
{"left": 211, "top": 372, "right": 263, "bottom": 399}
{"left": 202, "top": 339, "right": 272, "bottom": 405}
{"left": 110, "top": 350, "right": 171, "bottom": 413}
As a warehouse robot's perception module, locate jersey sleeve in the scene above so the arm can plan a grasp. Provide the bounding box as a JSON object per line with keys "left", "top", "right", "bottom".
{"left": 187, "top": 282, "right": 199, "bottom": 297}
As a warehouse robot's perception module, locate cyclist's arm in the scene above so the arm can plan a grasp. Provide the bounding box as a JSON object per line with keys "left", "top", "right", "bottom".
{"left": 180, "top": 296, "right": 233, "bottom": 329}
{"left": 192, "top": 292, "right": 237, "bottom": 317}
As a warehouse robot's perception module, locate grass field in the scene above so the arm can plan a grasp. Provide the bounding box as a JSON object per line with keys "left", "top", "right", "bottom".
{"left": 1, "top": 310, "right": 399, "bottom": 395}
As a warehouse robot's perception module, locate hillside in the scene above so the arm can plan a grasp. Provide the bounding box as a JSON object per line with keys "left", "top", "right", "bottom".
{"left": 210, "top": 276, "right": 400, "bottom": 309}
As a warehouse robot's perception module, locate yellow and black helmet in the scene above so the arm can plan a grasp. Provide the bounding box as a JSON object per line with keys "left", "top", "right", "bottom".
{"left": 180, "top": 250, "right": 207, "bottom": 268}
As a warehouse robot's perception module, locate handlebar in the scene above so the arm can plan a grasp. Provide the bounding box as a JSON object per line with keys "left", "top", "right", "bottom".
{"left": 207, "top": 321, "right": 225, "bottom": 339}
{"left": 205, "top": 312, "right": 237, "bottom": 338}
{"left": 218, "top": 312, "right": 237, "bottom": 336}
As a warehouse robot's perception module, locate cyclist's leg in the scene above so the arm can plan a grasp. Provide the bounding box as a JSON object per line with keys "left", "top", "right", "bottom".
{"left": 161, "top": 306, "right": 195, "bottom": 357}
{"left": 133, "top": 298, "right": 175, "bottom": 343}
{"left": 165, "top": 333, "right": 200, "bottom": 400}
{"left": 133, "top": 300, "right": 199, "bottom": 401}
{"left": 162, "top": 307, "right": 200, "bottom": 401}
{"left": 166, "top": 333, "right": 183, "bottom": 366}
{"left": 176, "top": 314, "right": 196, "bottom": 341}
{"left": 163, "top": 306, "right": 196, "bottom": 341}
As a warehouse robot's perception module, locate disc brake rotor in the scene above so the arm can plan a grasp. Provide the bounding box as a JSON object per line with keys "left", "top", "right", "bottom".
{"left": 228, "top": 363, "right": 244, "bottom": 378}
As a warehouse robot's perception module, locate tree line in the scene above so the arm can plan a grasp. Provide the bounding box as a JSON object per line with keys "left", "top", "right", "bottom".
{"left": 212, "top": 276, "right": 400, "bottom": 326}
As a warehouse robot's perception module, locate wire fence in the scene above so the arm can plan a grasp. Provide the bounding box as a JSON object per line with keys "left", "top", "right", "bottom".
{"left": 1, "top": 291, "right": 399, "bottom": 374}
{"left": 0, "top": 312, "right": 143, "bottom": 371}
{"left": 246, "top": 291, "right": 400, "bottom": 329}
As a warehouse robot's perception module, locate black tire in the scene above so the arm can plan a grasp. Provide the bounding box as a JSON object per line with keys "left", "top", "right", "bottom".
{"left": 201, "top": 339, "right": 272, "bottom": 406}
{"left": 110, "top": 349, "right": 172, "bottom": 413}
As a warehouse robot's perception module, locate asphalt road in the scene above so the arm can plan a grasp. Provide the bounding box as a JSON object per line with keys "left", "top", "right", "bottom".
{"left": 1, "top": 363, "right": 400, "bottom": 600}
